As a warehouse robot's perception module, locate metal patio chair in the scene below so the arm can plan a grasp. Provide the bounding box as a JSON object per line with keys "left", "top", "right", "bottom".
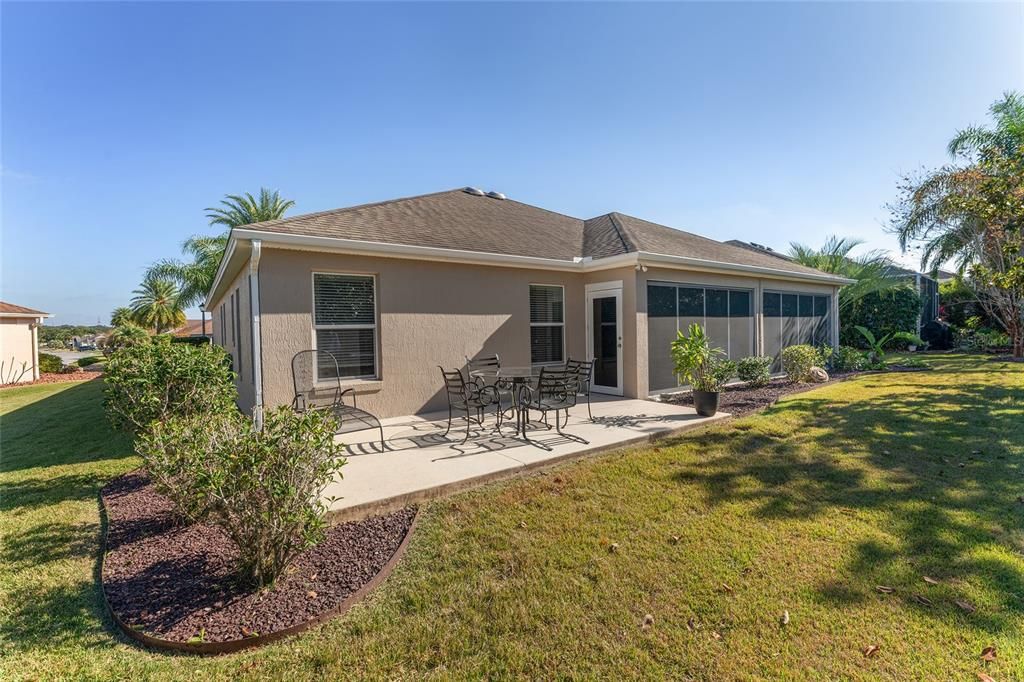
{"left": 291, "top": 349, "right": 386, "bottom": 451}
{"left": 564, "top": 358, "right": 595, "bottom": 421}
{"left": 439, "top": 366, "right": 502, "bottom": 444}
{"left": 527, "top": 367, "right": 588, "bottom": 444}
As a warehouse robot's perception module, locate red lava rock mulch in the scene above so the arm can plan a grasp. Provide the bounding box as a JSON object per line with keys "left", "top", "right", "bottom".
{"left": 101, "top": 471, "right": 416, "bottom": 644}
{"left": 0, "top": 371, "right": 101, "bottom": 389}
{"left": 661, "top": 372, "right": 861, "bottom": 418}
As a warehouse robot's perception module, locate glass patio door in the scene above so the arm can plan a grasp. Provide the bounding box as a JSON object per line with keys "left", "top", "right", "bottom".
{"left": 586, "top": 286, "right": 623, "bottom": 395}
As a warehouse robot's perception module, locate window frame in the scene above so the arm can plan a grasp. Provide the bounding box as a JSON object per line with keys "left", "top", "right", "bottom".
{"left": 310, "top": 271, "right": 380, "bottom": 382}
{"left": 529, "top": 283, "right": 566, "bottom": 366}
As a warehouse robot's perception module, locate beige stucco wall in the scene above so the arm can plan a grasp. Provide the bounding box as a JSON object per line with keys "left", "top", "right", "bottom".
{"left": 256, "top": 248, "right": 589, "bottom": 418}
{"left": 210, "top": 266, "right": 256, "bottom": 413}
{"left": 0, "top": 318, "right": 40, "bottom": 382}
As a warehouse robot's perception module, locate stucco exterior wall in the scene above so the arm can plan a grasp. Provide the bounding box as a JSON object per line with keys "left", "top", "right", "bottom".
{"left": 209, "top": 265, "right": 256, "bottom": 413}
{"left": 257, "top": 248, "right": 588, "bottom": 418}
{"left": 0, "top": 318, "right": 40, "bottom": 382}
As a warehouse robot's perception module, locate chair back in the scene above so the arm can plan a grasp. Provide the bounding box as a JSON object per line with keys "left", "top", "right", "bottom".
{"left": 565, "top": 358, "right": 594, "bottom": 382}
{"left": 536, "top": 367, "right": 580, "bottom": 405}
{"left": 466, "top": 353, "right": 501, "bottom": 375}
{"left": 439, "top": 366, "right": 469, "bottom": 403}
{"left": 292, "top": 350, "right": 341, "bottom": 411}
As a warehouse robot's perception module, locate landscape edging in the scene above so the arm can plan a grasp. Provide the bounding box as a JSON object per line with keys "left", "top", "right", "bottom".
{"left": 98, "top": 490, "right": 419, "bottom": 656}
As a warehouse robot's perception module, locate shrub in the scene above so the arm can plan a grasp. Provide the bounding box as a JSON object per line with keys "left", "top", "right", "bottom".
{"left": 60, "top": 364, "right": 82, "bottom": 374}
{"left": 136, "top": 412, "right": 242, "bottom": 522}
{"left": 840, "top": 285, "right": 923, "bottom": 348}
{"left": 781, "top": 345, "right": 820, "bottom": 382}
{"left": 737, "top": 356, "right": 772, "bottom": 387}
{"left": 207, "top": 407, "right": 346, "bottom": 586}
{"left": 104, "top": 335, "right": 237, "bottom": 434}
{"left": 38, "top": 352, "right": 62, "bottom": 374}
{"left": 955, "top": 328, "right": 1012, "bottom": 352}
{"left": 76, "top": 355, "right": 104, "bottom": 367}
{"left": 832, "top": 346, "right": 869, "bottom": 371}
{"left": 670, "top": 323, "right": 733, "bottom": 392}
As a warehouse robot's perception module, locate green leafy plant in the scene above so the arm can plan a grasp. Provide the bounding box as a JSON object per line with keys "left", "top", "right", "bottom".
{"left": 832, "top": 346, "right": 870, "bottom": 372}
{"left": 670, "top": 324, "right": 733, "bottom": 392}
{"left": 839, "top": 285, "right": 924, "bottom": 348}
{"left": 736, "top": 356, "right": 772, "bottom": 387}
{"left": 780, "top": 345, "right": 821, "bottom": 382}
{"left": 204, "top": 407, "right": 346, "bottom": 586}
{"left": 104, "top": 323, "right": 150, "bottom": 353}
{"left": 104, "top": 335, "right": 236, "bottom": 434}
{"left": 136, "top": 411, "right": 242, "bottom": 522}
{"left": 854, "top": 326, "right": 924, "bottom": 364}
{"left": 76, "top": 356, "right": 104, "bottom": 368}
{"left": 37, "top": 352, "right": 62, "bottom": 374}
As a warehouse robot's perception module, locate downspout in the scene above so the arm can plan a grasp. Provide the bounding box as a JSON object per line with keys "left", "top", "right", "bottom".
{"left": 249, "top": 240, "right": 264, "bottom": 430}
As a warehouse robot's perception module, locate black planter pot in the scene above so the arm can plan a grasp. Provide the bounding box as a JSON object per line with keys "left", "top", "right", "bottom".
{"left": 692, "top": 389, "right": 720, "bottom": 417}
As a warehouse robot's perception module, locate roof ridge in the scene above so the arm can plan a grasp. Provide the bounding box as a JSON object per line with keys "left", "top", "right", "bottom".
{"left": 605, "top": 212, "right": 635, "bottom": 253}
{"left": 239, "top": 188, "right": 466, "bottom": 233}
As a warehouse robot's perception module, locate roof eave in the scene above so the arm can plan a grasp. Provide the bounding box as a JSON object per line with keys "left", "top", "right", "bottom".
{"left": 635, "top": 251, "right": 856, "bottom": 285}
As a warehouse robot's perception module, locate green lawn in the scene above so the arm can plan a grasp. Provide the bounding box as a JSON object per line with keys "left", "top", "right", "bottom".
{"left": 1, "top": 356, "right": 1022, "bottom": 680}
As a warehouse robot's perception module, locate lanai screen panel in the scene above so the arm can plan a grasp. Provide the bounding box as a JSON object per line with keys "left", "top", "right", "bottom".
{"left": 646, "top": 282, "right": 755, "bottom": 393}
{"left": 763, "top": 290, "right": 832, "bottom": 371}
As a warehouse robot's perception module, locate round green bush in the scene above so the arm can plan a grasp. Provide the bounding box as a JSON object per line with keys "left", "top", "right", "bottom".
{"left": 781, "top": 345, "right": 820, "bottom": 382}
{"left": 736, "top": 356, "right": 772, "bottom": 387}
{"left": 76, "top": 356, "right": 104, "bottom": 367}
{"left": 37, "top": 352, "right": 62, "bottom": 374}
{"left": 832, "top": 346, "right": 869, "bottom": 371}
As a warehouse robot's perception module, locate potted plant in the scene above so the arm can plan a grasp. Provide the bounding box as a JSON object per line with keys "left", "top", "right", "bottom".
{"left": 671, "top": 323, "right": 736, "bottom": 417}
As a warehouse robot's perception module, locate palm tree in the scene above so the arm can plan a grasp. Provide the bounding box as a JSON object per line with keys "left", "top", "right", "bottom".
{"left": 788, "top": 236, "right": 904, "bottom": 310}
{"left": 947, "top": 91, "right": 1024, "bottom": 162}
{"left": 205, "top": 188, "right": 295, "bottom": 229}
{"left": 147, "top": 234, "right": 229, "bottom": 310}
{"left": 130, "top": 275, "right": 186, "bottom": 334}
{"left": 110, "top": 307, "right": 133, "bottom": 327}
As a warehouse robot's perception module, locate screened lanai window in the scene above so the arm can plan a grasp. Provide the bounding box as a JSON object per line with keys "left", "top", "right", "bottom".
{"left": 313, "top": 273, "right": 377, "bottom": 379}
{"left": 530, "top": 284, "right": 564, "bottom": 364}
{"left": 762, "top": 291, "right": 832, "bottom": 370}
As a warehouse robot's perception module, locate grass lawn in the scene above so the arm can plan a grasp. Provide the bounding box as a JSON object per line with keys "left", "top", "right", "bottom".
{"left": 1, "top": 355, "right": 1022, "bottom": 680}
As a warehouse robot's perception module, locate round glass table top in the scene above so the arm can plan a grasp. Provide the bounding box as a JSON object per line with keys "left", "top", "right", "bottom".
{"left": 468, "top": 366, "right": 541, "bottom": 379}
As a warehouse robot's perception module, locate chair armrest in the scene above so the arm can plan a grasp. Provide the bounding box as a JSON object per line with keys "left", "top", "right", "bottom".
{"left": 339, "top": 387, "right": 357, "bottom": 408}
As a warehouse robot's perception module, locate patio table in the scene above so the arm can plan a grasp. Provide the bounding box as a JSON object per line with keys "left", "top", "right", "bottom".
{"left": 469, "top": 366, "right": 540, "bottom": 439}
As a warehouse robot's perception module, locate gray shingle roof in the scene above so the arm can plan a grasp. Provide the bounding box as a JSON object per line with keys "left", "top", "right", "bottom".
{"left": 241, "top": 188, "right": 839, "bottom": 279}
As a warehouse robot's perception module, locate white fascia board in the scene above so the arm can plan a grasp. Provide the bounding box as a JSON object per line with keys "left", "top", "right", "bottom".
{"left": 0, "top": 312, "right": 52, "bottom": 319}
{"left": 635, "top": 251, "right": 857, "bottom": 286}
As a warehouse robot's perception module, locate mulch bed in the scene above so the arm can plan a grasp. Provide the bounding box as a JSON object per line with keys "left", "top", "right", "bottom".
{"left": 101, "top": 471, "right": 416, "bottom": 645}
{"left": 660, "top": 372, "right": 861, "bottom": 418}
{"left": 0, "top": 371, "right": 101, "bottom": 390}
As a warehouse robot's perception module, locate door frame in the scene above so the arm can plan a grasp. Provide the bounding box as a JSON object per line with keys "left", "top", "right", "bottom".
{"left": 584, "top": 281, "right": 624, "bottom": 396}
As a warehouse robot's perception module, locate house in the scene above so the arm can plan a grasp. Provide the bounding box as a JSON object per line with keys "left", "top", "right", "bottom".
{"left": 0, "top": 301, "right": 52, "bottom": 383}
{"left": 205, "top": 188, "right": 852, "bottom": 422}
{"left": 171, "top": 319, "right": 213, "bottom": 339}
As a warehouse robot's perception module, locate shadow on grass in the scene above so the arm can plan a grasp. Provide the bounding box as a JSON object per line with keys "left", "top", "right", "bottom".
{"left": 1, "top": 520, "right": 99, "bottom": 569}
{"left": 666, "top": 356, "right": 1024, "bottom": 630}
{"left": 0, "top": 379, "right": 133, "bottom": 474}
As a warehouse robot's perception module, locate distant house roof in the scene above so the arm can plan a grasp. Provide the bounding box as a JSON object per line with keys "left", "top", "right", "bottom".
{"left": 171, "top": 319, "right": 211, "bottom": 338}
{"left": 0, "top": 301, "right": 51, "bottom": 318}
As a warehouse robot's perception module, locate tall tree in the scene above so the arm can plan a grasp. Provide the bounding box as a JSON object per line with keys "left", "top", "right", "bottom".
{"left": 110, "top": 307, "right": 133, "bottom": 327}
{"left": 205, "top": 188, "right": 295, "bottom": 229}
{"left": 788, "top": 236, "right": 904, "bottom": 310}
{"left": 130, "top": 275, "right": 186, "bottom": 334}
{"left": 889, "top": 91, "right": 1024, "bottom": 357}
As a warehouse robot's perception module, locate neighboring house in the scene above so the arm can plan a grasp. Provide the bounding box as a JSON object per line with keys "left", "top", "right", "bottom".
{"left": 0, "top": 301, "right": 52, "bottom": 382}
{"left": 205, "top": 188, "right": 852, "bottom": 421}
{"left": 171, "top": 319, "right": 213, "bottom": 339}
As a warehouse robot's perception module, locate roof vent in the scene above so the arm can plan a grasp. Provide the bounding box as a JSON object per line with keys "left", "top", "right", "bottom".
{"left": 485, "top": 191, "right": 506, "bottom": 200}
{"left": 463, "top": 187, "right": 485, "bottom": 196}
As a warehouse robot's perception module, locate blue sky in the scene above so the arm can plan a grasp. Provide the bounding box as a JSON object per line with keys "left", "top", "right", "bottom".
{"left": 2, "top": 2, "right": 1021, "bottom": 325}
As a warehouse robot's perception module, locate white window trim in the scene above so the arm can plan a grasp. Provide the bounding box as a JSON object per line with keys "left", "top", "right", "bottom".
{"left": 310, "top": 271, "right": 380, "bottom": 382}
{"left": 529, "top": 283, "right": 566, "bottom": 366}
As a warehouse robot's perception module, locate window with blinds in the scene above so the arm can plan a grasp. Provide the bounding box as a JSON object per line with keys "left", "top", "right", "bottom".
{"left": 313, "top": 273, "right": 377, "bottom": 379}
{"left": 529, "top": 284, "right": 564, "bottom": 364}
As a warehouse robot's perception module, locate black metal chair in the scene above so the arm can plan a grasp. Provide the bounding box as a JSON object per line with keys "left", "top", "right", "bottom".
{"left": 438, "top": 366, "right": 502, "bottom": 444}
{"left": 527, "top": 367, "right": 588, "bottom": 444}
{"left": 291, "top": 350, "right": 386, "bottom": 451}
{"left": 564, "top": 358, "right": 595, "bottom": 421}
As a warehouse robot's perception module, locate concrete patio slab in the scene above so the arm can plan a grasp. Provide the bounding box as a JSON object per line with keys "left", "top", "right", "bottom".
{"left": 325, "top": 396, "right": 728, "bottom": 522}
